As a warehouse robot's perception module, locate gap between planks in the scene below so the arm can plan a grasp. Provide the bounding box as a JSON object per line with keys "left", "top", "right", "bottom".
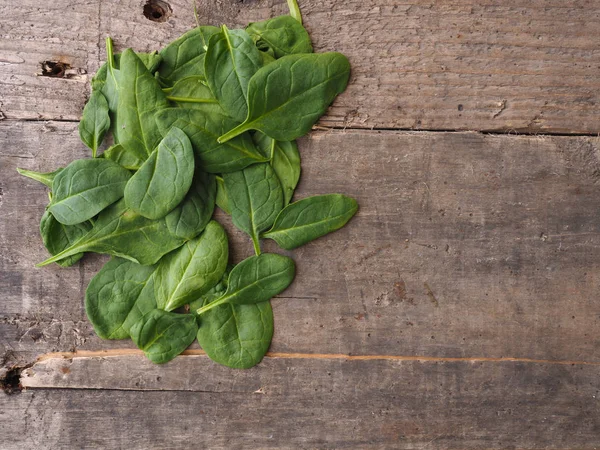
{"left": 34, "top": 349, "right": 600, "bottom": 367}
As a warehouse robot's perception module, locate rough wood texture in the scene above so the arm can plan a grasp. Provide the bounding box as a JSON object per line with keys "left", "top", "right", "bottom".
{"left": 1, "top": 0, "right": 600, "bottom": 132}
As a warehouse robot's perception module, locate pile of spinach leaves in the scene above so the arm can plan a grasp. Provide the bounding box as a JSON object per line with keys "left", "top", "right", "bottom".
{"left": 17, "top": 1, "right": 357, "bottom": 369}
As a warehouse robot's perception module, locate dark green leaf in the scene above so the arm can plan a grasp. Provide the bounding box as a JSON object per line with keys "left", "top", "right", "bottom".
{"left": 204, "top": 26, "right": 263, "bottom": 122}
{"left": 40, "top": 210, "right": 92, "bottom": 267}
{"left": 85, "top": 258, "right": 157, "bottom": 339}
{"left": 246, "top": 15, "right": 312, "bottom": 58}
{"left": 155, "top": 107, "right": 267, "bottom": 173}
{"left": 218, "top": 53, "right": 351, "bottom": 143}
{"left": 224, "top": 163, "right": 283, "bottom": 254}
{"left": 124, "top": 127, "right": 195, "bottom": 220}
{"left": 130, "top": 309, "right": 198, "bottom": 364}
{"left": 262, "top": 194, "right": 357, "bottom": 249}
{"left": 155, "top": 221, "right": 228, "bottom": 311}
{"left": 79, "top": 90, "right": 110, "bottom": 158}
{"left": 196, "top": 253, "right": 295, "bottom": 315}
{"left": 37, "top": 199, "right": 185, "bottom": 267}
{"left": 166, "top": 169, "right": 216, "bottom": 240}
{"left": 16, "top": 167, "right": 62, "bottom": 188}
{"left": 49, "top": 158, "right": 132, "bottom": 225}
{"left": 253, "top": 132, "right": 300, "bottom": 205}
{"left": 158, "top": 26, "right": 220, "bottom": 86}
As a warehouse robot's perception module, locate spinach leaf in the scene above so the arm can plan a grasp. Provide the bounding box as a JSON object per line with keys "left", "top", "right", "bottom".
{"left": 16, "top": 167, "right": 62, "bottom": 188}
{"left": 103, "top": 144, "right": 145, "bottom": 171}
{"left": 165, "top": 168, "right": 216, "bottom": 240}
{"left": 262, "top": 194, "right": 357, "bottom": 249}
{"left": 215, "top": 175, "right": 230, "bottom": 214}
{"left": 223, "top": 163, "right": 283, "bottom": 254}
{"left": 37, "top": 199, "right": 185, "bottom": 267}
{"left": 218, "top": 53, "right": 351, "bottom": 143}
{"left": 157, "top": 26, "right": 220, "bottom": 86}
{"left": 287, "top": 0, "right": 303, "bottom": 24}
{"left": 49, "top": 158, "right": 132, "bottom": 226}
{"left": 166, "top": 76, "right": 217, "bottom": 106}
{"left": 154, "top": 221, "right": 228, "bottom": 311}
{"left": 155, "top": 107, "right": 268, "bottom": 173}
{"left": 117, "top": 49, "right": 169, "bottom": 163}
{"left": 79, "top": 90, "right": 110, "bottom": 158}
{"left": 85, "top": 258, "right": 157, "bottom": 339}
{"left": 246, "top": 15, "right": 312, "bottom": 58}
{"left": 196, "top": 253, "right": 295, "bottom": 315}
{"left": 130, "top": 309, "right": 198, "bottom": 364}
{"left": 124, "top": 127, "right": 195, "bottom": 220}
{"left": 254, "top": 132, "right": 300, "bottom": 205}
{"left": 204, "top": 26, "right": 263, "bottom": 122}
{"left": 194, "top": 268, "right": 274, "bottom": 369}
{"left": 40, "top": 210, "right": 92, "bottom": 267}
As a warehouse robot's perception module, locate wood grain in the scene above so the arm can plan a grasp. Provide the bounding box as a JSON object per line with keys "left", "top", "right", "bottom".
{"left": 1, "top": 0, "right": 599, "bottom": 133}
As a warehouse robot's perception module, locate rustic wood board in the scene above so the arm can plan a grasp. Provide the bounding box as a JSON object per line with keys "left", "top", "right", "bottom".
{"left": 1, "top": 0, "right": 600, "bottom": 132}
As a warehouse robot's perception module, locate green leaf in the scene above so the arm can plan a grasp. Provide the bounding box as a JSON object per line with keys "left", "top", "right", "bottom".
{"left": 204, "top": 26, "right": 263, "bottom": 122}
{"left": 166, "top": 76, "right": 217, "bottom": 106}
{"left": 155, "top": 107, "right": 267, "bottom": 173}
{"left": 16, "top": 167, "right": 62, "bottom": 188}
{"left": 215, "top": 175, "right": 230, "bottom": 214}
{"left": 124, "top": 127, "right": 195, "bottom": 220}
{"left": 49, "top": 158, "right": 132, "bottom": 225}
{"left": 196, "top": 253, "right": 295, "bottom": 315}
{"left": 262, "top": 194, "right": 357, "bottom": 249}
{"left": 103, "top": 144, "right": 145, "bottom": 171}
{"left": 246, "top": 15, "right": 312, "bottom": 58}
{"left": 218, "top": 53, "right": 350, "bottom": 143}
{"left": 40, "top": 210, "right": 92, "bottom": 267}
{"left": 79, "top": 90, "right": 110, "bottom": 158}
{"left": 157, "top": 26, "right": 220, "bottom": 86}
{"left": 85, "top": 258, "right": 157, "bottom": 339}
{"left": 253, "top": 132, "right": 300, "bottom": 205}
{"left": 37, "top": 199, "right": 185, "bottom": 267}
{"left": 117, "top": 49, "right": 169, "bottom": 162}
{"left": 154, "top": 221, "right": 228, "bottom": 311}
{"left": 224, "top": 163, "right": 283, "bottom": 254}
{"left": 130, "top": 309, "right": 198, "bottom": 364}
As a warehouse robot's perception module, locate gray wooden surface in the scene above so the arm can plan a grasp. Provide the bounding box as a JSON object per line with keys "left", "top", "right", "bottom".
{"left": 2, "top": 0, "right": 600, "bottom": 449}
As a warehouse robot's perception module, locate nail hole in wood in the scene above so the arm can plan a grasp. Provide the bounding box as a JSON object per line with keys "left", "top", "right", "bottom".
{"left": 143, "top": 0, "right": 172, "bottom": 23}
{"left": 40, "top": 61, "right": 70, "bottom": 78}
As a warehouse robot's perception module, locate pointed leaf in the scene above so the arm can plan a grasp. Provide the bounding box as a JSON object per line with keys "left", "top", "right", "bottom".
{"left": 40, "top": 210, "right": 92, "bottom": 267}
{"left": 79, "top": 90, "right": 110, "bottom": 158}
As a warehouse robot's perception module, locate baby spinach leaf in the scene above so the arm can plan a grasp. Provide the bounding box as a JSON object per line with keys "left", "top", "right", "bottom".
{"left": 215, "top": 175, "right": 230, "bottom": 214}
{"left": 49, "top": 158, "right": 132, "bottom": 226}
{"left": 103, "top": 144, "right": 145, "bottom": 171}
{"left": 166, "top": 76, "right": 217, "bottom": 106}
{"left": 165, "top": 168, "right": 216, "bottom": 240}
{"left": 224, "top": 163, "right": 283, "bottom": 254}
{"left": 130, "top": 309, "right": 198, "bottom": 364}
{"left": 155, "top": 221, "right": 228, "bottom": 311}
{"left": 37, "top": 199, "right": 185, "bottom": 267}
{"left": 79, "top": 90, "right": 110, "bottom": 158}
{"left": 218, "top": 52, "right": 351, "bottom": 143}
{"left": 262, "top": 194, "right": 358, "bottom": 249}
{"left": 196, "top": 253, "right": 295, "bottom": 315}
{"left": 204, "top": 26, "right": 263, "bottom": 122}
{"left": 16, "top": 167, "right": 62, "bottom": 188}
{"left": 155, "top": 107, "right": 267, "bottom": 173}
{"left": 287, "top": 0, "right": 303, "bottom": 24}
{"left": 246, "top": 15, "right": 312, "bottom": 58}
{"left": 158, "top": 26, "right": 220, "bottom": 86}
{"left": 117, "top": 49, "right": 169, "bottom": 163}
{"left": 125, "top": 127, "right": 195, "bottom": 220}
{"left": 40, "top": 210, "right": 92, "bottom": 267}
{"left": 85, "top": 258, "right": 157, "bottom": 339}
{"left": 254, "top": 132, "right": 300, "bottom": 206}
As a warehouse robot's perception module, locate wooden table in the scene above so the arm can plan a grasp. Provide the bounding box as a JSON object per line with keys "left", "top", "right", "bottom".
{"left": 1, "top": 1, "right": 599, "bottom": 448}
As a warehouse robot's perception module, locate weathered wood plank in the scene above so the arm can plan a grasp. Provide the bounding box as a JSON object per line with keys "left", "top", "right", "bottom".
{"left": 2, "top": 355, "right": 599, "bottom": 448}
{"left": 2, "top": 121, "right": 600, "bottom": 368}
{"left": 1, "top": 0, "right": 600, "bottom": 132}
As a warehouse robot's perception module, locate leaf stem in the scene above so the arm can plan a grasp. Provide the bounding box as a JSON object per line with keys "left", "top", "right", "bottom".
{"left": 252, "top": 234, "right": 261, "bottom": 256}
{"left": 165, "top": 96, "right": 218, "bottom": 104}
{"left": 196, "top": 297, "right": 227, "bottom": 315}
{"left": 106, "top": 37, "right": 117, "bottom": 86}
{"left": 218, "top": 123, "right": 251, "bottom": 143}
{"left": 287, "top": 0, "right": 303, "bottom": 24}
{"left": 16, "top": 168, "right": 54, "bottom": 188}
